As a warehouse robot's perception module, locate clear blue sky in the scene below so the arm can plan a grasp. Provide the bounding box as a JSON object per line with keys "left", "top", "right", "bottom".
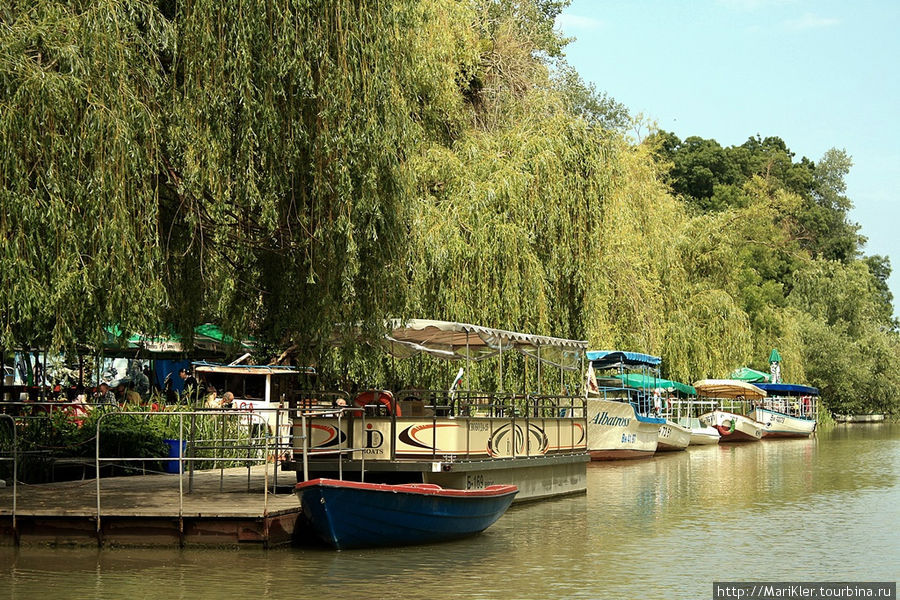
{"left": 558, "top": 0, "right": 900, "bottom": 313}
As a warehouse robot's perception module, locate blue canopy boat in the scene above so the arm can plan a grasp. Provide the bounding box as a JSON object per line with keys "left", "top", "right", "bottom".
{"left": 295, "top": 478, "right": 518, "bottom": 550}
{"left": 585, "top": 350, "right": 668, "bottom": 459}
{"left": 751, "top": 383, "right": 819, "bottom": 438}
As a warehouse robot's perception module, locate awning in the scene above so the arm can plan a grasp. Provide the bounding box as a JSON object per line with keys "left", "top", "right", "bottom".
{"left": 587, "top": 350, "right": 661, "bottom": 370}
{"left": 192, "top": 361, "right": 315, "bottom": 376}
{"left": 755, "top": 383, "right": 818, "bottom": 396}
{"left": 105, "top": 324, "right": 255, "bottom": 355}
{"left": 381, "top": 319, "right": 587, "bottom": 371}
{"left": 693, "top": 379, "right": 767, "bottom": 400}
{"left": 729, "top": 367, "right": 771, "bottom": 383}
{"left": 613, "top": 373, "right": 696, "bottom": 395}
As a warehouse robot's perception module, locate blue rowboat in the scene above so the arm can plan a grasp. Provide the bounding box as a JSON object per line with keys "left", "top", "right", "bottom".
{"left": 294, "top": 478, "right": 518, "bottom": 550}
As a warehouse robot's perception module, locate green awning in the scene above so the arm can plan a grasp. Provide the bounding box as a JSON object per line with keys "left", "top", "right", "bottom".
{"left": 613, "top": 373, "right": 696, "bottom": 395}
{"left": 729, "top": 367, "right": 771, "bottom": 383}
{"left": 104, "top": 324, "right": 255, "bottom": 354}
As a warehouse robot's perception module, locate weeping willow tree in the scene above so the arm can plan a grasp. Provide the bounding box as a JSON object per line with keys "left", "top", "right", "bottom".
{"left": 2, "top": 0, "right": 433, "bottom": 357}
{"left": 160, "top": 0, "right": 426, "bottom": 355}
{"left": 0, "top": 1, "right": 171, "bottom": 351}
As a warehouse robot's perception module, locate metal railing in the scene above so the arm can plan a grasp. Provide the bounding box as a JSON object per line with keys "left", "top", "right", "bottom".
{"left": 92, "top": 408, "right": 290, "bottom": 540}
{"left": 0, "top": 405, "right": 313, "bottom": 543}
{"left": 291, "top": 389, "right": 589, "bottom": 470}
{"left": 0, "top": 414, "right": 16, "bottom": 533}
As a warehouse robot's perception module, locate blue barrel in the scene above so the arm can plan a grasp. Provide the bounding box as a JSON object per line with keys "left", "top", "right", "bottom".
{"left": 163, "top": 439, "right": 186, "bottom": 474}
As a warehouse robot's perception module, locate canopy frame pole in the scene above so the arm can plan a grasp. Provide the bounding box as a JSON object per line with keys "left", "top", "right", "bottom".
{"left": 499, "top": 336, "right": 504, "bottom": 393}
{"left": 536, "top": 345, "right": 541, "bottom": 395}
{"left": 465, "top": 332, "right": 470, "bottom": 392}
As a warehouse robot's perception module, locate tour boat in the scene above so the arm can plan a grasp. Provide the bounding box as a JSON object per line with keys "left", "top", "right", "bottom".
{"left": 834, "top": 414, "right": 885, "bottom": 423}
{"left": 288, "top": 319, "right": 590, "bottom": 502}
{"left": 695, "top": 380, "right": 766, "bottom": 443}
{"left": 295, "top": 478, "right": 518, "bottom": 550}
{"left": 751, "top": 383, "right": 818, "bottom": 438}
{"left": 586, "top": 351, "right": 665, "bottom": 460}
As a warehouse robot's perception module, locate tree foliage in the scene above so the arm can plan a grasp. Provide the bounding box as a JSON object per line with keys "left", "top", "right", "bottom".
{"left": 2, "top": 0, "right": 897, "bottom": 415}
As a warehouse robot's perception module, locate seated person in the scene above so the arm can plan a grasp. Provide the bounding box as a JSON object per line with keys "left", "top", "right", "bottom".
{"left": 93, "top": 382, "right": 116, "bottom": 405}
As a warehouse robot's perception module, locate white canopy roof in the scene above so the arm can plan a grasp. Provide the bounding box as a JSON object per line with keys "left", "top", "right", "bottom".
{"left": 693, "top": 379, "right": 767, "bottom": 400}
{"left": 381, "top": 319, "right": 587, "bottom": 371}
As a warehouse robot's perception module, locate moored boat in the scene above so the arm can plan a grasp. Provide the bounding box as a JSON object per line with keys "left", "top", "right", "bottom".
{"left": 295, "top": 478, "right": 518, "bottom": 550}
{"left": 670, "top": 398, "right": 721, "bottom": 445}
{"left": 586, "top": 351, "right": 664, "bottom": 460}
{"left": 287, "top": 319, "right": 590, "bottom": 502}
{"left": 695, "top": 380, "right": 766, "bottom": 443}
{"left": 657, "top": 419, "right": 692, "bottom": 451}
{"left": 751, "top": 383, "right": 819, "bottom": 438}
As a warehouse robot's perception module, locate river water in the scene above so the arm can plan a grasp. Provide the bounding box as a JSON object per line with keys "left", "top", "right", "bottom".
{"left": 2, "top": 424, "right": 898, "bottom": 599}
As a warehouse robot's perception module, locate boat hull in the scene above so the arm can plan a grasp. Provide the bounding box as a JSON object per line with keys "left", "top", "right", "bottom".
{"left": 295, "top": 478, "right": 518, "bottom": 550}
{"left": 657, "top": 420, "right": 691, "bottom": 451}
{"left": 674, "top": 416, "right": 721, "bottom": 445}
{"left": 700, "top": 410, "right": 763, "bottom": 442}
{"left": 751, "top": 407, "right": 816, "bottom": 438}
{"left": 587, "top": 398, "right": 662, "bottom": 460}
{"left": 689, "top": 428, "right": 721, "bottom": 445}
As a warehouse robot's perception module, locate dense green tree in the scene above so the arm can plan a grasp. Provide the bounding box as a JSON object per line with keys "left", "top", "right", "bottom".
{"left": 0, "top": 0, "right": 170, "bottom": 350}
{"left": 2, "top": 0, "right": 897, "bottom": 415}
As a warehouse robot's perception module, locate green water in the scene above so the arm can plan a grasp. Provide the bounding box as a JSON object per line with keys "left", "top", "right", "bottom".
{"left": 2, "top": 424, "right": 898, "bottom": 599}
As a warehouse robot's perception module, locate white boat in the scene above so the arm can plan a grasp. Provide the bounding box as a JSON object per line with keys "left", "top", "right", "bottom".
{"left": 701, "top": 410, "right": 764, "bottom": 442}
{"left": 670, "top": 399, "right": 721, "bottom": 445}
{"left": 587, "top": 396, "right": 662, "bottom": 459}
{"left": 750, "top": 383, "right": 819, "bottom": 438}
{"left": 585, "top": 351, "right": 665, "bottom": 460}
{"left": 657, "top": 419, "right": 692, "bottom": 451}
{"left": 834, "top": 414, "right": 884, "bottom": 423}
{"left": 695, "top": 380, "right": 767, "bottom": 443}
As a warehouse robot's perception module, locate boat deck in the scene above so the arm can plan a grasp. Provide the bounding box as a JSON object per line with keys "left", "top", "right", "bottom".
{"left": 0, "top": 466, "right": 303, "bottom": 547}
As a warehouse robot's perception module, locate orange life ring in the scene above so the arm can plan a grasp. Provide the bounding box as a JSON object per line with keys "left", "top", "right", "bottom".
{"left": 353, "top": 390, "right": 401, "bottom": 416}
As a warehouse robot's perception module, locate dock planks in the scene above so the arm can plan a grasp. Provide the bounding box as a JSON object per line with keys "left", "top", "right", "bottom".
{"left": 0, "top": 466, "right": 304, "bottom": 547}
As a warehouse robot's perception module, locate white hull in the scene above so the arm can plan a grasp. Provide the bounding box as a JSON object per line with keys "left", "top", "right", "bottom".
{"left": 587, "top": 398, "right": 661, "bottom": 460}
{"left": 689, "top": 427, "right": 721, "bottom": 445}
{"left": 657, "top": 420, "right": 691, "bottom": 451}
{"left": 751, "top": 407, "right": 816, "bottom": 438}
{"left": 700, "top": 410, "right": 763, "bottom": 442}
{"left": 673, "top": 412, "right": 722, "bottom": 445}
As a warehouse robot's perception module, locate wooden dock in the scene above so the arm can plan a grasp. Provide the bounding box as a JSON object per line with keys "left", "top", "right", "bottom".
{"left": 0, "top": 466, "right": 304, "bottom": 547}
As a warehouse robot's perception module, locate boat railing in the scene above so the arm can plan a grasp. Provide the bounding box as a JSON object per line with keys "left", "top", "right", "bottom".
{"left": 291, "top": 389, "right": 588, "bottom": 467}
{"left": 0, "top": 414, "right": 16, "bottom": 534}
{"left": 667, "top": 399, "right": 719, "bottom": 422}
{"left": 753, "top": 396, "right": 818, "bottom": 419}
{"left": 595, "top": 385, "right": 655, "bottom": 417}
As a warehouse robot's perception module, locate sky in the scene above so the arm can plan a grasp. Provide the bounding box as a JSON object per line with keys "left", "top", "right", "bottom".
{"left": 557, "top": 0, "right": 900, "bottom": 313}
